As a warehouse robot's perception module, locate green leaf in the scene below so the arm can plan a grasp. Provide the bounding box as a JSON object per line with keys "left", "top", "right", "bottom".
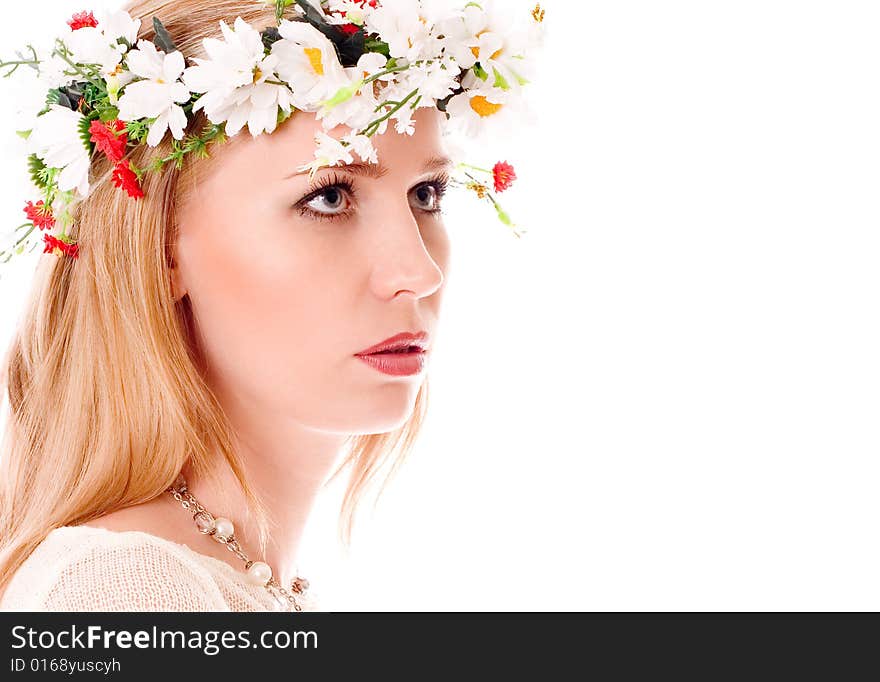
{"left": 492, "top": 67, "right": 510, "bottom": 91}
{"left": 27, "top": 154, "right": 48, "bottom": 190}
{"left": 277, "top": 106, "right": 294, "bottom": 125}
{"left": 275, "top": 0, "right": 296, "bottom": 23}
{"left": 364, "top": 38, "right": 391, "bottom": 57}
{"left": 46, "top": 87, "right": 73, "bottom": 110}
{"left": 16, "top": 129, "right": 32, "bottom": 140}
{"left": 152, "top": 17, "right": 179, "bottom": 54}
{"left": 99, "top": 106, "right": 120, "bottom": 122}
{"left": 77, "top": 114, "right": 95, "bottom": 153}
{"left": 473, "top": 63, "right": 489, "bottom": 81}
{"left": 495, "top": 203, "right": 513, "bottom": 226}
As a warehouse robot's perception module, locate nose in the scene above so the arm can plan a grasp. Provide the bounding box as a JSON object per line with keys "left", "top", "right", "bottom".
{"left": 368, "top": 205, "right": 445, "bottom": 301}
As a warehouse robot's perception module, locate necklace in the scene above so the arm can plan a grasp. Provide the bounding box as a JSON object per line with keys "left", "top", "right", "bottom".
{"left": 165, "top": 474, "right": 310, "bottom": 612}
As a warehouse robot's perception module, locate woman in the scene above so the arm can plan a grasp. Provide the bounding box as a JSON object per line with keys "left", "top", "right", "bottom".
{"left": 0, "top": 0, "right": 542, "bottom": 611}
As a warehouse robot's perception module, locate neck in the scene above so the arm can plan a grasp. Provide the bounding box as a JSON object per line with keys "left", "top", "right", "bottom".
{"left": 178, "top": 386, "right": 348, "bottom": 588}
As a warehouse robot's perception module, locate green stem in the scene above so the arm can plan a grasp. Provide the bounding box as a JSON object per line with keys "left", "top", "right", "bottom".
{"left": 458, "top": 162, "right": 492, "bottom": 174}
{"left": 0, "top": 59, "right": 40, "bottom": 67}
{"left": 359, "top": 88, "right": 419, "bottom": 137}
{"left": 362, "top": 62, "right": 412, "bottom": 86}
{"left": 14, "top": 224, "right": 36, "bottom": 248}
{"left": 53, "top": 39, "right": 104, "bottom": 89}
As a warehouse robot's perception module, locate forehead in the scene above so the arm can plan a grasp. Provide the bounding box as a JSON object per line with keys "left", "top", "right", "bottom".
{"left": 200, "top": 106, "right": 448, "bottom": 186}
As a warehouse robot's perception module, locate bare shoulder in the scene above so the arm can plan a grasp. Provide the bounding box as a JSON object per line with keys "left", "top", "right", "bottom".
{"left": 79, "top": 495, "right": 184, "bottom": 541}
{"left": 77, "top": 495, "right": 237, "bottom": 569}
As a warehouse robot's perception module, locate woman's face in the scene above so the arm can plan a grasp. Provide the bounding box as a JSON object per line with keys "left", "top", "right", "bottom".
{"left": 172, "top": 107, "right": 451, "bottom": 434}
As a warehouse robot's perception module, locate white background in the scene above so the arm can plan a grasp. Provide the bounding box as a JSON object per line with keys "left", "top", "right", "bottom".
{"left": 1, "top": 0, "right": 879, "bottom": 610}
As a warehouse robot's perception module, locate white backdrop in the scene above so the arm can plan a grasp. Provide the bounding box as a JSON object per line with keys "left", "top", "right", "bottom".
{"left": 1, "top": 0, "right": 879, "bottom": 611}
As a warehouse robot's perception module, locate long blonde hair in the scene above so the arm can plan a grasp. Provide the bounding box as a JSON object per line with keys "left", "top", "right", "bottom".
{"left": 0, "top": 0, "right": 429, "bottom": 594}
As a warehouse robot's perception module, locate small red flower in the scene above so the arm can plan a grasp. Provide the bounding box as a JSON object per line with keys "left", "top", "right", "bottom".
{"left": 111, "top": 159, "right": 144, "bottom": 199}
{"left": 492, "top": 161, "right": 517, "bottom": 193}
{"left": 339, "top": 23, "right": 361, "bottom": 35}
{"left": 42, "top": 233, "right": 79, "bottom": 259}
{"left": 67, "top": 11, "right": 98, "bottom": 31}
{"left": 90, "top": 119, "right": 128, "bottom": 163}
{"left": 23, "top": 200, "right": 56, "bottom": 230}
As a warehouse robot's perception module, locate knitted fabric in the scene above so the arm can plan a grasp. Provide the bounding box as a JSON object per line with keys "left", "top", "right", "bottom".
{"left": 0, "top": 525, "right": 320, "bottom": 612}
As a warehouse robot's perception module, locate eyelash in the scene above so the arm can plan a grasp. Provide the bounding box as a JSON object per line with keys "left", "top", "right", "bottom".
{"left": 294, "top": 171, "right": 450, "bottom": 223}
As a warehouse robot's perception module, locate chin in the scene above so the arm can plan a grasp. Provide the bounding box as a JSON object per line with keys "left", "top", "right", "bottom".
{"left": 344, "top": 383, "right": 424, "bottom": 435}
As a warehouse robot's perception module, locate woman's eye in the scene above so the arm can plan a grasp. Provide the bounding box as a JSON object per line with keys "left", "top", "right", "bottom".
{"left": 303, "top": 187, "right": 350, "bottom": 216}
{"left": 412, "top": 184, "right": 441, "bottom": 212}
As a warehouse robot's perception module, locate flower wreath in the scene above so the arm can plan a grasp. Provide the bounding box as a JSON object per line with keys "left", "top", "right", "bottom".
{"left": 0, "top": 0, "right": 546, "bottom": 262}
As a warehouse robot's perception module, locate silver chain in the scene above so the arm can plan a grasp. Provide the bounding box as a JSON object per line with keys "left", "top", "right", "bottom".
{"left": 166, "top": 478, "right": 307, "bottom": 612}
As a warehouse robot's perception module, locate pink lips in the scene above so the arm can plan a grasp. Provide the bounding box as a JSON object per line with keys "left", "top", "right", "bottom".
{"left": 355, "top": 331, "right": 429, "bottom": 377}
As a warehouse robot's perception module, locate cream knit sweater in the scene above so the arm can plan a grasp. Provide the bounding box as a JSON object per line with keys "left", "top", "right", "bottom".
{"left": 0, "top": 525, "right": 320, "bottom": 612}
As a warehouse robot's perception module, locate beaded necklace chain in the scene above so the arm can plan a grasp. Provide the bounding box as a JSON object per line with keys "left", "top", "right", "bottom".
{"left": 166, "top": 474, "right": 310, "bottom": 612}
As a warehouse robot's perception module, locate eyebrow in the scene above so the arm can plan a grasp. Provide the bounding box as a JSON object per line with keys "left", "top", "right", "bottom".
{"left": 286, "top": 155, "right": 454, "bottom": 180}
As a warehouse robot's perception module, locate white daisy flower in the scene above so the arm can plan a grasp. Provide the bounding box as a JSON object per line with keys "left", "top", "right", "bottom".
{"left": 296, "top": 131, "right": 356, "bottom": 181}
{"left": 364, "top": 0, "right": 461, "bottom": 62}
{"left": 26, "top": 104, "right": 91, "bottom": 197}
{"left": 444, "top": 85, "right": 512, "bottom": 138}
{"left": 182, "top": 18, "right": 296, "bottom": 137}
{"left": 272, "top": 19, "right": 350, "bottom": 111}
{"left": 342, "top": 131, "right": 378, "bottom": 164}
{"left": 295, "top": 128, "right": 380, "bottom": 181}
{"left": 96, "top": 8, "right": 142, "bottom": 46}
{"left": 64, "top": 8, "right": 142, "bottom": 77}
{"left": 36, "top": 49, "right": 75, "bottom": 90}
{"left": 442, "top": 0, "right": 533, "bottom": 92}
{"left": 399, "top": 56, "right": 459, "bottom": 103}
{"left": 117, "top": 40, "right": 191, "bottom": 147}
{"left": 366, "top": 56, "right": 457, "bottom": 136}
{"left": 317, "top": 52, "right": 389, "bottom": 131}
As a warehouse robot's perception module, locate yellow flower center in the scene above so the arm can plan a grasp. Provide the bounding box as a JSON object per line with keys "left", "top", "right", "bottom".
{"left": 532, "top": 4, "right": 545, "bottom": 22}
{"left": 470, "top": 95, "right": 503, "bottom": 117}
{"left": 304, "top": 47, "right": 324, "bottom": 75}
{"left": 252, "top": 66, "right": 263, "bottom": 83}
{"left": 470, "top": 30, "right": 503, "bottom": 61}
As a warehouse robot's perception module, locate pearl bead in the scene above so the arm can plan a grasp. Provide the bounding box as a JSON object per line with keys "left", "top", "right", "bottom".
{"left": 246, "top": 561, "right": 273, "bottom": 586}
{"left": 212, "top": 517, "right": 234, "bottom": 541}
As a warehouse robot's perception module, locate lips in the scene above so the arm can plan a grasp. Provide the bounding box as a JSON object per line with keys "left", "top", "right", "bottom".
{"left": 355, "top": 331, "right": 429, "bottom": 356}
{"left": 355, "top": 331, "right": 430, "bottom": 377}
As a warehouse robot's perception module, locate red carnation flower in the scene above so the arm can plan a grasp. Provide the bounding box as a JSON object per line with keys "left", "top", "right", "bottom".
{"left": 23, "top": 200, "right": 56, "bottom": 230}
{"left": 42, "top": 233, "right": 79, "bottom": 259}
{"left": 492, "top": 161, "right": 517, "bottom": 193}
{"left": 90, "top": 119, "right": 128, "bottom": 163}
{"left": 111, "top": 159, "right": 144, "bottom": 199}
{"left": 67, "top": 11, "right": 98, "bottom": 31}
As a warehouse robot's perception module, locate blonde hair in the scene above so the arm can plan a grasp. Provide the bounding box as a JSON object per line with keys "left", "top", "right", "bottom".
{"left": 0, "top": 0, "right": 429, "bottom": 594}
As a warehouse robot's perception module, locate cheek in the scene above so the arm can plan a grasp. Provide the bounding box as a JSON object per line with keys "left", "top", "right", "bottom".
{"left": 424, "top": 220, "right": 451, "bottom": 274}
{"left": 178, "top": 208, "right": 364, "bottom": 393}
